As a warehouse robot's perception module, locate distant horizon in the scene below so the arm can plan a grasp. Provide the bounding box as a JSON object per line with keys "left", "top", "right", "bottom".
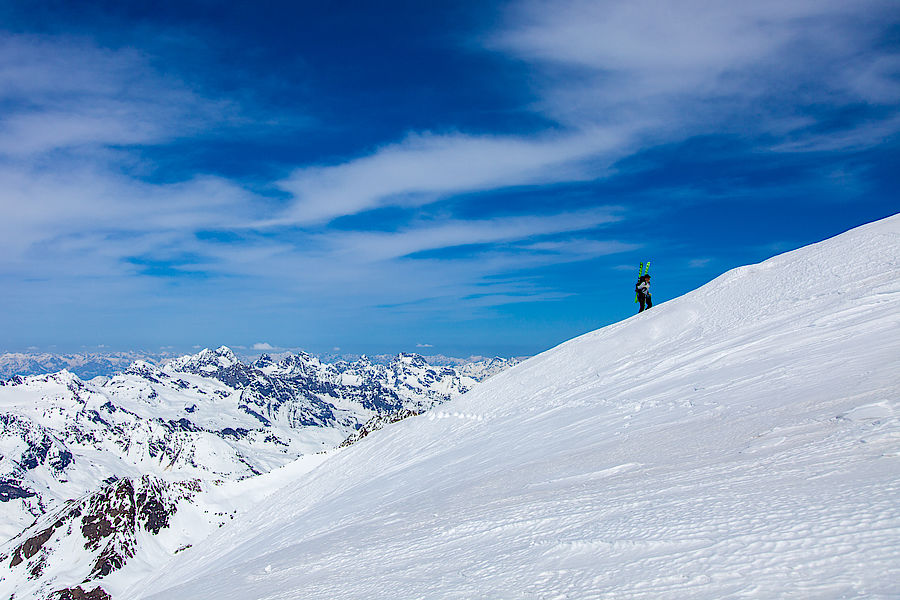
{"left": 3, "top": 213, "right": 898, "bottom": 359}
{"left": 0, "top": 343, "right": 531, "bottom": 361}
{"left": 2, "top": 1, "right": 898, "bottom": 357}
{"left": 0, "top": 343, "right": 528, "bottom": 380}
{"left": 6, "top": 213, "right": 897, "bottom": 359}
{"left": 0, "top": 344, "right": 530, "bottom": 364}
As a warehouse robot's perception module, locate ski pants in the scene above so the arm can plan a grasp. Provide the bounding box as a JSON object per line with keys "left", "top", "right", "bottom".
{"left": 638, "top": 292, "right": 652, "bottom": 312}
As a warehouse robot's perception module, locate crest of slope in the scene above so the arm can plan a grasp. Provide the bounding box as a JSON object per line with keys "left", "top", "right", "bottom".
{"left": 135, "top": 215, "right": 900, "bottom": 600}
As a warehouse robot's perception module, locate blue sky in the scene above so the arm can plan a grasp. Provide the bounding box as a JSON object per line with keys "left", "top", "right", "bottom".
{"left": 1, "top": 0, "right": 898, "bottom": 358}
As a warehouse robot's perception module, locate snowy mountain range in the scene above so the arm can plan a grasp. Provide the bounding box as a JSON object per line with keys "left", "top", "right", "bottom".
{"left": 0, "top": 352, "right": 180, "bottom": 381}
{"left": 2, "top": 215, "right": 898, "bottom": 599}
{"left": 0, "top": 349, "right": 519, "bottom": 599}
{"left": 0, "top": 349, "right": 526, "bottom": 381}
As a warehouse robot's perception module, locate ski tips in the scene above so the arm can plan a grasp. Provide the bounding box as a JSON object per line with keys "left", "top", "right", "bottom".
{"left": 638, "top": 260, "right": 651, "bottom": 277}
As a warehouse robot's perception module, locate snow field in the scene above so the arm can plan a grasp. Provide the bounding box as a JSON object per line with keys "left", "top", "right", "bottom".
{"left": 130, "top": 215, "right": 899, "bottom": 599}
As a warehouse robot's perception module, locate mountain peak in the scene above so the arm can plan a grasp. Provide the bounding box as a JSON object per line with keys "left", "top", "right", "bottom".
{"left": 214, "top": 345, "right": 235, "bottom": 358}
{"left": 168, "top": 346, "right": 239, "bottom": 374}
{"left": 394, "top": 352, "right": 427, "bottom": 367}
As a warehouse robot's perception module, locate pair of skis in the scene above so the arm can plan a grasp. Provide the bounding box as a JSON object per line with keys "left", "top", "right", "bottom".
{"left": 634, "top": 260, "right": 651, "bottom": 303}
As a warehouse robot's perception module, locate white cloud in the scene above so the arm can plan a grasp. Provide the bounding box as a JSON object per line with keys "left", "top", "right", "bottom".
{"left": 272, "top": 129, "right": 628, "bottom": 226}
{"left": 252, "top": 342, "right": 276, "bottom": 350}
{"left": 688, "top": 258, "right": 713, "bottom": 269}
{"left": 416, "top": 343, "right": 433, "bottom": 348}
{"left": 318, "top": 208, "right": 625, "bottom": 263}
{"left": 0, "top": 35, "right": 229, "bottom": 157}
{"left": 493, "top": 0, "right": 900, "bottom": 145}
{"left": 0, "top": 164, "right": 261, "bottom": 291}
{"left": 0, "top": 33, "right": 263, "bottom": 295}
{"left": 257, "top": 0, "right": 900, "bottom": 236}
{"left": 4, "top": 3, "right": 897, "bottom": 342}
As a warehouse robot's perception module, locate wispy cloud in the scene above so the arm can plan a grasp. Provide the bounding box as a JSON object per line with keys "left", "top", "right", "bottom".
{"left": 688, "top": 258, "right": 713, "bottom": 269}
{"left": 493, "top": 0, "right": 900, "bottom": 147}
{"left": 0, "top": 165, "right": 258, "bottom": 281}
{"left": 0, "top": 35, "right": 231, "bottom": 156}
{"left": 318, "top": 208, "right": 625, "bottom": 262}
{"left": 272, "top": 129, "right": 628, "bottom": 226}
{"left": 0, "top": 34, "right": 259, "bottom": 270}
{"left": 1, "top": 2, "right": 897, "bottom": 353}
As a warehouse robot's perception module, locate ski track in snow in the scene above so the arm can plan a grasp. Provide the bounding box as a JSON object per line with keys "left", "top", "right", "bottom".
{"left": 130, "top": 216, "right": 900, "bottom": 600}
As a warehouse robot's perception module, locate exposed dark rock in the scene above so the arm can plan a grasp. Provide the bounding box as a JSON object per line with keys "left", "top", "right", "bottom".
{"left": 62, "top": 476, "right": 196, "bottom": 580}
{"left": 30, "top": 551, "right": 48, "bottom": 577}
{"left": 49, "top": 586, "right": 112, "bottom": 600}
{"left": 9, "top": 525, "right": 54, "bottom": 567}
{"left": 237, "top": 404, "right": 271, "bottom": 426}
{"left": 147, "top": 439, "right": 168, "bottom": 459}
{"left": 50, "top": 449, "right": 74, "bottom": 472}
{"left": 81, "top": 479, "right": 136, "bottom": 551}
{"left": 252, "top": 353, "right": 274, "bottom": 369}
{"left": 339, "top": 407, "right": 425, "bottom": 448}
{"left": 137, "top": 486, "right": 170, "bottom": 535}
{"left": 86, "top": 409, "right": 112, "bottom": 427}
{"left": 0, "top": 479, "right": 36, "bottom": 502}
{"left": 19, "top": 435, "right": 53, "bottom": 471}
{"left": 220, "top": 427, "right": 250, "bottom": 439}
{"left": 90, "top": 541, "right": 130, "bottom": 579}
{"left": 164, "top": 417, "right": 200, "bottom": 432}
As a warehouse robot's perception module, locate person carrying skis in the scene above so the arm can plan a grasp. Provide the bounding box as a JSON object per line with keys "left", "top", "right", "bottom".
{"left": 635, "top": 274, "right": 652, "bottom": 312}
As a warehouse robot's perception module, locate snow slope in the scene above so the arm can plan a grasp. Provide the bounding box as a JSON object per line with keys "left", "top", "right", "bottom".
{"left": 137, "top": 215, "right": 900, "bottom": 599}
{"left": 0, "top": 350, "right": 516, "bottom": 599}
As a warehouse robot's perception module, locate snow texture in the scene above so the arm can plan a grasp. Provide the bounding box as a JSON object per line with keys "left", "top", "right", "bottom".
{"left": 134, "top": 215, "right": 900, "bottom": 599}
{"left": 0, "top": 350, "right": 514, "bottom": 598}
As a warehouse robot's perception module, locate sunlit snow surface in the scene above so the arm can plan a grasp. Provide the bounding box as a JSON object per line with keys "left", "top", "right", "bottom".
{"left": 136, "top": 216, "right": 900, "bottom": 599}
{"left": 0, "top": 347, "right": 518, "bottom": 598}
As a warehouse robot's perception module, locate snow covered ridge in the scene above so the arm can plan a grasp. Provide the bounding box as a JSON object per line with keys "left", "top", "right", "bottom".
{"left": 0, "top": 349, "right": 517, "bottom": 599}
{"left": 131, "top": 216, "right": 899, "bottom": 599}
{"left": 0, "top": 349, "right": 524, "bottom": 380}
{"left": 1, "top": 476, "right": 201, "bottom": 600}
